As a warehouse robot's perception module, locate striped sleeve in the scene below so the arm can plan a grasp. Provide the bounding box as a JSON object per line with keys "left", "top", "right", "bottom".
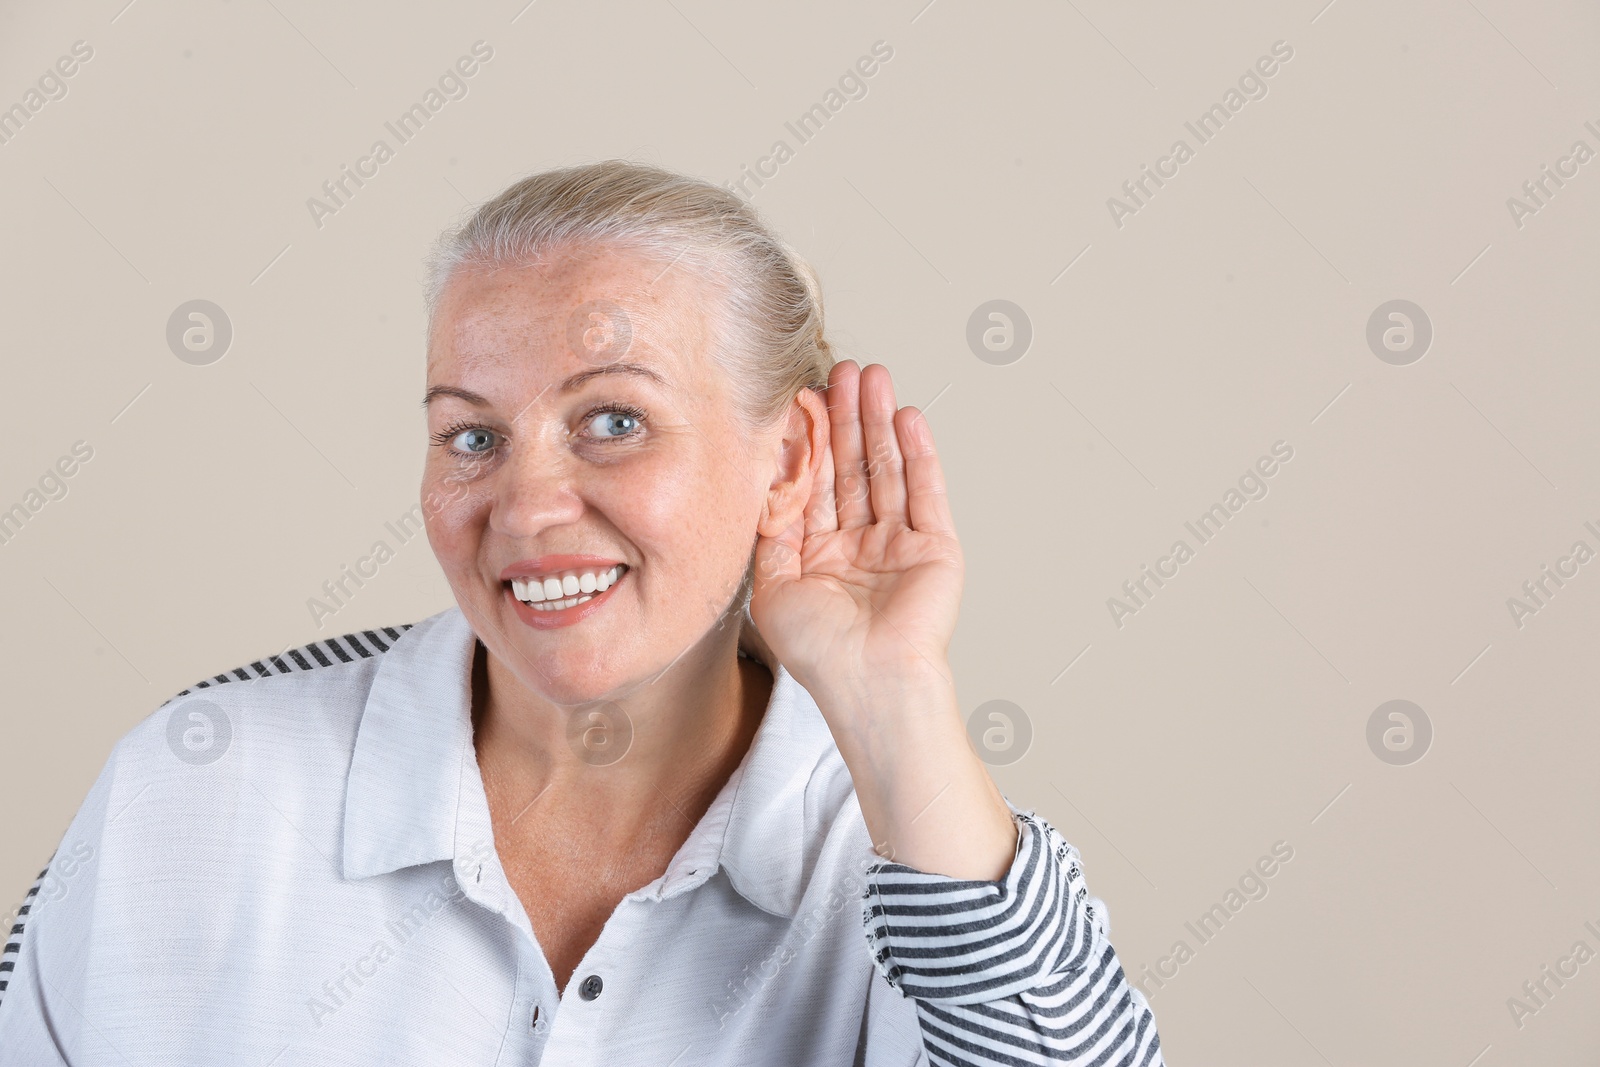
{"left": 0, "top": 855, "right": 51, "bottom": 1011}
{"left": 862, "top": 810, "right": 1165, "bottom": 1066}
{"left": 0, "top": 848, "right": 76, "bottom": 1065}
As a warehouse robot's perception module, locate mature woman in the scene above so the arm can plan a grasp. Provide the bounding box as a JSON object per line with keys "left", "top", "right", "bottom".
{"left": 0, "top": 161, "right": 1164, "bottom": 1065}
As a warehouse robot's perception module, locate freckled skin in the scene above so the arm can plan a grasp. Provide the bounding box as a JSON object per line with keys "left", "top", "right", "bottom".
{"left": 422, "top": 246, "right": 775, "bottom": 708}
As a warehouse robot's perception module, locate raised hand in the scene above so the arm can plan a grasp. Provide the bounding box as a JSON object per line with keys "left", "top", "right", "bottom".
{"left": 747, "top": 360, "right": 1015, "bottom": 879}
{"left": 748, "top": 360, "right": 964, "bottom": 696}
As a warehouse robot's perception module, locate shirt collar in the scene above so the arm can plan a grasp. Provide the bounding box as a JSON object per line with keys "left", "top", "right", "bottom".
{"left": 342, "top": 606, "right": 482, "bottom": 882}
{"left": 687, "top": 647, "right": 842, "bottom": 918}
{"left": 341, "top": 605, "right": 841, "bottom": 919}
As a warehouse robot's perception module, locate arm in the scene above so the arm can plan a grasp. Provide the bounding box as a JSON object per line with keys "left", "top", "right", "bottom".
{"left": 0, "top": 724, "right": 123, "bottom": 1064}
{"left": 811, "top": 668, "right": 1164, "bottom": 1065}
{"left": 862, "top": 808, "right": 1165, "bottom": 1066}
{"left": 747, "top": 360, "right": 1165, "bottom": 1062}
{"left": 0, "top": 850, "right": 90, "bottom": 1065}
{"left": 0, "top": 856, "right": 52, "bottom": 1012}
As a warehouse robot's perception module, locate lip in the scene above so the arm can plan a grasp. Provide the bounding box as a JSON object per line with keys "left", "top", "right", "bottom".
{"left": 503, "top": 562, "right": 629, "bottom": 631}
{"left": 499, "top": 555, "right": 626, "bottom": 582}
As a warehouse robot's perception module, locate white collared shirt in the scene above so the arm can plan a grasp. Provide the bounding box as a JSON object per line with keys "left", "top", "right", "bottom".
{"left": 0, "top": 606, "right": 1164, "bottom": 1065}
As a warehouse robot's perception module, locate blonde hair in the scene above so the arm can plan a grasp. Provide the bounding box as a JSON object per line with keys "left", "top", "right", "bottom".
{"left": 422, "top": 159, "right": 835, "bottom": 432}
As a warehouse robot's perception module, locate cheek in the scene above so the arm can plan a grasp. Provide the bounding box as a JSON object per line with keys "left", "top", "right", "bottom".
{"left": 421, "top": 471, "right": 493, "bottom": 565}
{"left": 641, "top": 445, "right": 754, "bottom": 537}
{"left": 628, "top": 451, "right": 762, "bottom": 597}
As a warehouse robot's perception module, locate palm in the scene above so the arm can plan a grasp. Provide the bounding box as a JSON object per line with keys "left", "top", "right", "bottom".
{"left": 748, "top": 362, "right": 964, "bottom": 694}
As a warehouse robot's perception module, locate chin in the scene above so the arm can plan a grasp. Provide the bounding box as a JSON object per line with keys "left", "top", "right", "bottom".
{"left": 500, "top": 643, "right": 625, "bottom": 706}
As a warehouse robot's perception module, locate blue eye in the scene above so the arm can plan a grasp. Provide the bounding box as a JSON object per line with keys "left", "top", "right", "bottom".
{"left": 584, "top": 406, "right": 645, "bottom": 439}
{"left": 430, "top": 421, "right": 498, "bottom": 455}
{"left": 452, "top": 428, "right": 496, "bottom": 453}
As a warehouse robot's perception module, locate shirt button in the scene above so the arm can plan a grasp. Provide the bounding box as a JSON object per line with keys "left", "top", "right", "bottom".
{"left": 578, "top": 974, "right": 603, "bottom": 1001}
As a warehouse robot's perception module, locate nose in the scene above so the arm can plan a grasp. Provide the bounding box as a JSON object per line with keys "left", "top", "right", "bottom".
{"left": 489, "top": 429, "right": 586, "bottom": 538}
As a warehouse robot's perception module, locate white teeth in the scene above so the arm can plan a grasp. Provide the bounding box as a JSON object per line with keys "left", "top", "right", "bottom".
{"left": 529, "top": 594, "right": 593, "bottom": 611}
{"left": 511, "top": 565, "right": 626, "bottom": 609}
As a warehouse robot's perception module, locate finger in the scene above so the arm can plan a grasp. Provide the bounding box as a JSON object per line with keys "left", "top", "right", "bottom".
{"left": 860, "top": 364, "right": 908, "bottom": 527}
{"left": 826, "top": 360, "right": 874, "bottom": 529}
{"left": 897, "top": 406, "right": 957, "bottom": 537}
{"left": 804, "top": 408, "right": 838, "bottom": 538}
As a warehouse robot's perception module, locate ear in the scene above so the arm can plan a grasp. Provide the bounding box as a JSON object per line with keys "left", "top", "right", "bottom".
{"left": 757, "top": 386, "right": 829, "bottom": 539}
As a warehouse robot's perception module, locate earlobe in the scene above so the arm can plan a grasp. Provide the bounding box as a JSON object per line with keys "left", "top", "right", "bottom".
{"left": 757, "top": 488, "right": 791, "bottom": 538}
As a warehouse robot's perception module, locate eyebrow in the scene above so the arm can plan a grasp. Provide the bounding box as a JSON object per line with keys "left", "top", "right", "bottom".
{"left": 420, "top": 362, "right": 668, "bottom": 408}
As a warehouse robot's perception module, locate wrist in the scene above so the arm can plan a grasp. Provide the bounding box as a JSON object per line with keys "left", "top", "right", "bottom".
{"left": 806, "top": 657, "right": 957, "bottom": 716}
{"left": 805, "top": 661, "right": 1017, "bottom": 880}
{"left": 809, "top": 670, "right": 962, "bottom": 757}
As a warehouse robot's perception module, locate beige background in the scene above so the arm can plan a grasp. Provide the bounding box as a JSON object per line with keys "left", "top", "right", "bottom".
{"left": 3, "top": 0, "right": 1597, "bottom": 1061}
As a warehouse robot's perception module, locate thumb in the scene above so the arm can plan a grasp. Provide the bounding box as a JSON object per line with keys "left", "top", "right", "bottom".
{"left": 751, "top": 516, "right": 804, "bottom": 591}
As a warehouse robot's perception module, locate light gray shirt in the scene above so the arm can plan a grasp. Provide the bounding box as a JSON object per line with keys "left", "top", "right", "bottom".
{"left": 0, "top": 606, "right": 1164, "bottom": 1065}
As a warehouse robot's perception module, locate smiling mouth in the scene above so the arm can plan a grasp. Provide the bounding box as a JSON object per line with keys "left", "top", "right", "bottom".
{"left": 507, "top": 564, "right": 629, "bottom": 612}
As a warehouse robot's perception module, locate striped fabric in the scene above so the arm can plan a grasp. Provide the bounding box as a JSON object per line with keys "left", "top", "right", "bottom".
{"left": 864, "top": 812, "right": 1165, "bottom": 1066}
{"left": 159, "top": 625, "right": 414, "bottom": 705}
{"left": 0, "top": 857, "right": 50, "bottom": 1010}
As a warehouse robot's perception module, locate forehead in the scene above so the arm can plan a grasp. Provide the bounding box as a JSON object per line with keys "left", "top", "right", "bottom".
{"left": 426, "top": 246, "right": 717, "bottom": 384}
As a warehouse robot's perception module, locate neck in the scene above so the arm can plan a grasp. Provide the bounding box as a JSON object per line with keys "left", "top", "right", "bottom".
{"left": 471, "top": 629, "right": 771, "bottom": 845}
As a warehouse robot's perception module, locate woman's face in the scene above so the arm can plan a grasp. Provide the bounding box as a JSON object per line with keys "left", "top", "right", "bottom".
{"left": 422, "top": 245, "right": 791, "bottom": 707}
